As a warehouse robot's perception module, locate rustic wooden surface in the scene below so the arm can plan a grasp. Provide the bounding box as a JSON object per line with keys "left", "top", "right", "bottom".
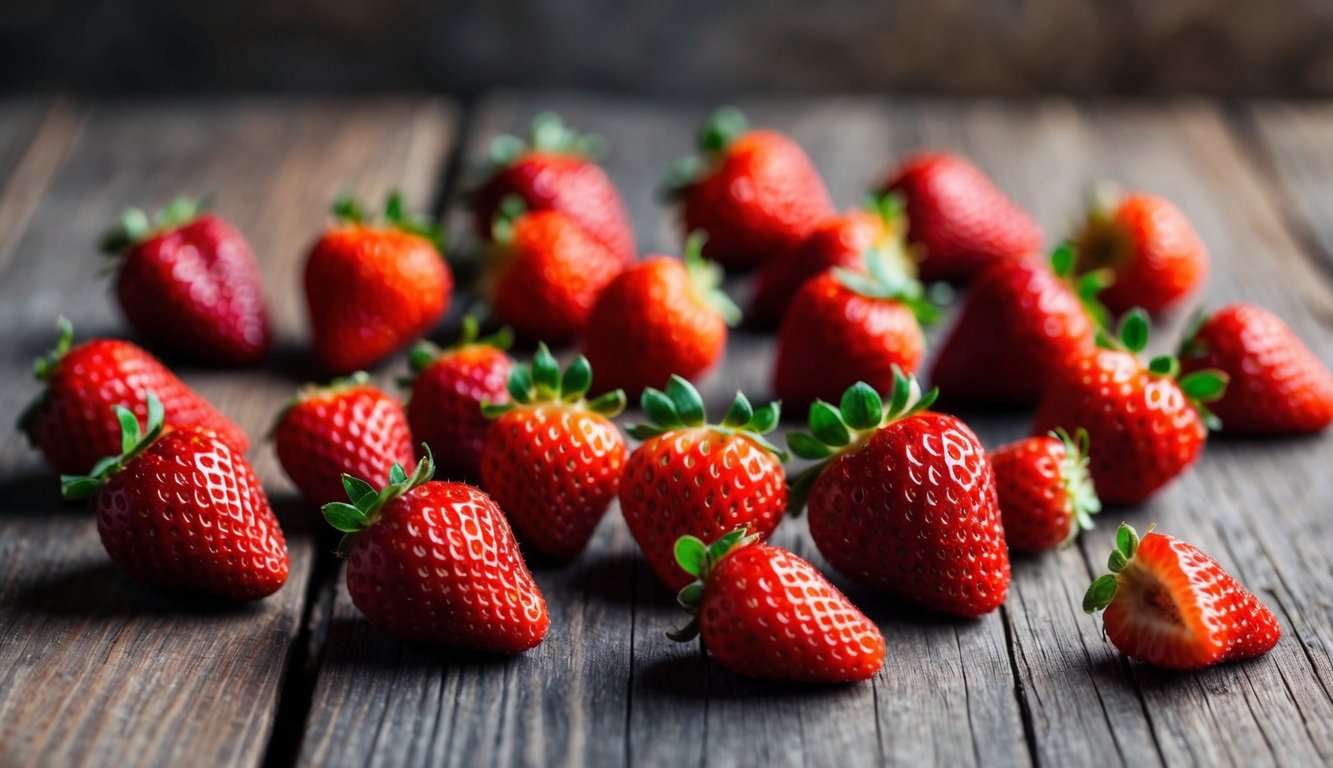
{"left": 0, "top": 94, "right": 1330, "bottom": 768}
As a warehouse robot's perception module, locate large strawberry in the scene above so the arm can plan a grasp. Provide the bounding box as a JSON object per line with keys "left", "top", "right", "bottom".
{"left": 322, "top": 451, "right": 549, "bottom": 652}
{"left": 60, "top": 394, "right": 288, "bottom": 600}
{"left": 1084, "top": 523, "right": 1280, "bottom": 669}
{"left": 787, "top": 374, "right": 1009, "bottom": 617}
{"left": 19, "top": 318, "right": 248, "bottom": 475}
{"left": 1179, "top": 303, "right": 1333, "bottom": 434}
{"left": 1032, "top": 309, "right": 1228, "bottom": 505}
{"left": 305, "top": 191, "right": 452, "bottom": 374}
{"left": 479, "top": 344, "right": 627, "bottom": 561}
{"left": 878, "top": 151, "right": 1042, "bottom": 284}
{"left": 101, "top": 196, "right": 271, "bottom": 366}
{"left": 668, "top": 530, "right": 885, "bottom": 683}
{"left": 620, "top": 376, "right": 786, "bottom": 591}
{"left": 664, "top": 107, "right": 834, "bottom": 270}
{"left": 991, "top": 428, "right": 1101, "bottom": 553}
{"left": 471, "top": 112, "right": 635, "bottom": 264}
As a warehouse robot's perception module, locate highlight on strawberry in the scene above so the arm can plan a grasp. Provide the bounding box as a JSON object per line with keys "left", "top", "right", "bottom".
{"left": 991, "top": 428, "right": 1101, "bottom": 553}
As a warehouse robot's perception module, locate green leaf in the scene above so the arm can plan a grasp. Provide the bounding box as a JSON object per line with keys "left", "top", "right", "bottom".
{"left": 721, "top": 392, "right": 753, "bottom": 429}
{"left": 665, "top": 375, "right": 705, "bottom": 426}
{"left": 60, "top": 475, "right": 105, "bottom": 500}
{"left": 787, "top": 432, "right": 833, "bottom": 460}
{"left": 115, "top": 406, "right": 141, "bottom": 455}
{"left": 887, "top": 370, "right": 911, "bottom": 416}
{"left": 1178, "top": 370, "right": 1228, "bottom": 402}
{"left": 809, "top": 402, "right": 851, "bottom": 446}
{"left": 642, "top": 388, "right": 683, "bottom": 429}
{"left": 1148, "top": 355, "right": 1180, "bottom": 377}
{"left": 674, "top": 535, "right": 707, "bottom": 577}
{"left": 839, "top": 382, "right": 883, "bottom": 430}
{"left": 531, "top": 343, "right": 561, "bottom": 396}
{"left": 749, "top": 402, "right": 780, "bottom": 434}
{"left": 388, "top": 463, "right": 407, "bottom": 486}
{"left": 587, "top": 390, "right": 627, "bottom": 418}
{"left": 1050, "top": 242, "right": 1076, "bottom": 277}
{"left": 1118, "top": 308, "right": 1150, "bottom": 354}
{"left": 1108, "top": 549, "right": 1129, "bottom": 573}
{"left": 561, "top": 356, "right": 593, "bottom": 401}
{"left": 699, "top": 106, "right": 747, "bottom": 154}
{"left": 1083, "top": 574, "right": 1119, "bottom": 613}
{"left": 342, "top": 475, "right": 377, "bottom": 507}
{"left": 706, "top": 529, "right": 749, "bottom": 564}
{"left": 676, "top": 582, "right": 705, "bottom": 610}
{"left": 1116, "top": 523, "right": 1138, "bottom": 560}
{"left": 323, "top": 502, "right": 369, "bottom": 533}
{"left": 626, "top": 424, "right": 667, "bottom": 441}
{"left": 384, "top": 190, "right": 405, "bottom": 222}
{"left": 144, "top": 391, "right": 164, "bottom": 436}
{"left": 507, "top": 366, "right": 533, "bottom": 403}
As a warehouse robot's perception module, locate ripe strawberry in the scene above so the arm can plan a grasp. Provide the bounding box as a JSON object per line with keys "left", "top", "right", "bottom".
{"left": 273, "top": 372, "right": 414, "bottom": 506}
{"left": 991, "top": 428, "right": 1101, "bottom": 553}
{"left": 664, "top": 107, "right": 834, "bottom": 270}
{"left": 1073, "top": 187, "right": 1208, "bottom": 316}
{"left": 60, "top": 394, "right": 288, "bottom": 600}
{"left": 787, "top": 374, "right": 1009, "bottom": 617}
{"left": 479, "top": 344, "right": 627, "bottom": 561}
{"left": 1179, "top": 303, "right": 1333, "bottom": 434}
{"left": 305, "top": 191, "right": 452, "bottom": 374}
{"left": 878, "top": 151, "right": 1042, "bottom": 284}
{"left": 1032, "top": 309, "right": 1228, "bottom": 505}
{"left": 18, "top": 318, "right": 248, "bottom": 475}
{"left": 668, "top": 530, "right": 885, "bottom": 683}
{"left": 403, "top": 318, "right": 514, "bottom": 480}
{"left": 1083, "top": 523, "right": 1280, "bottom": 669}
{"left": 101, "top": 196, "right": 271, "bottom": 366}
{"left": 472, "top": 112, "right": 635, "bottom": 264}
{"left": 323, "top": 452, "right": 549, "bottom": 652}
{"left": 583, "top": 234, "right": 739, "bottom": 394}
{"left": 620, "top": 377, "right": 786, "bottom": 591}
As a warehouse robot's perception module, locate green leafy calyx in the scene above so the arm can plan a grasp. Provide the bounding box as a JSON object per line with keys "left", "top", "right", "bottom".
{"left": 481, "top": 342, "right": 625, "bottom": 419}
{"left": 60, "top": 392, "right": 166, "bottom": 500}
{"left": 406, "top": 316, "right": 514, "bottom": 381}
{"left": 660, "top": 106, "right": 748, "bottom": 199}
{"left": 100, "top": 195, "right": 206, "bottom": 254}
{"left": 321, "top": 446, "right": 436, "bottom": 551}
{"left": 667, "top": 528, "right": 759, "bottom": 642}
{"left": 833, "top": 238, "right": 939, "bottom": 326}
{"left": 626, "top": 375, "right": 784, "bottom": 460}
{"left": 1050, "top": 241, "right": 1113, "bottom": 329}
{"left": 1082, "top": 522, "right": 1153, "bottom": 613}
{"left": 488, "top": 112, "right": 607, "bottom": 170}
{"left": 333, "top": 189, "right": 447, "bottom": 254}
{"left": 683, "top": 231, "right": 742, "bottom": 326}
{"left": 1052, "top": 427, "right": 1100, "bottom": 545}
{"left": 18, "top": 317, "right": 76, "bottom": 445}
{"left": 271, "top": 371, "right": 376, "bottom": 437}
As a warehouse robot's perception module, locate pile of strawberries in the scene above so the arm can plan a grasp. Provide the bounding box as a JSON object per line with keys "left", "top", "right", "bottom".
{"left": 22, "top": 109, "right": 1333, "bottom": 681}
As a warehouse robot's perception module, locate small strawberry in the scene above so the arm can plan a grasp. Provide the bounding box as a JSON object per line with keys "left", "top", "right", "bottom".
{"left": 583, "top": 234, "right": 740, "bottom": 395}
{"left": 1179, "top": 303, "right": 1333, "bottom": 434}
{"left": 620, "top": 377, "right": 786, "bottom": 591}
{"left": 991, "top": 428, "right": 1101, "bottom": 553}
{"left": 60, "top": 394, "right": 288, "bottom": 600}
{"left": 479, "top": 344, "right": 627, "bottom": 561}
{"left": 322, "top": 451, "right": 549, "bottom": 652}
{"left": 18, "top": 318, "right": 248, "bottom": 475}
{"left": 1083, "top": 523, "right": 1280, "bottom": 669}
{"left": 101, "top": 196, "right": 271, "bottom": 366}
{"left": 668, "top": 530, "right": 885, "bottom": 683}
{"left": 273, "top": 372, "right": 414, "bottom": 506}
{"left": 787, "top": 374, "right": 1009, "bottom": 617}
{"left": 664, "top": 107, "right": 834, "bottom": 270}
{"left": 305, "top": 191, "right": 452, "bottom": 374}
{"left": 472, "top": 112, "right": 635, "bottom": 264}
{"left": 878, "top": 151, "right": 1042, "bottom": 284}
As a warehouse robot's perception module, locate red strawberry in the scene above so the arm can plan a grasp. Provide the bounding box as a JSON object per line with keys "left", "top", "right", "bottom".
{"left": 665, "top": 107, "right": 834, "bottom": 270}
{"left": 60, "top": 394, "right": 288, "bottom": 600}
{"left": 472, "top": 113, "right": 635, "bottom": 264}
{"left": 583, "top": 234, "right": 739, "bottom": 394}
{"left": 479, "top": 344, "right": 627, "bottom": 561}
{"left": 1073, "top": 188, "right": 1208, "bottom": 316}
{"left": 273, "top": 372, "right": 414, "bottom": 506}
{"left": 620, "top": 377, "right": 787, "bottom": 591}
{"left": 305, "top": 191, "right": 452, "bottom": 374}
{"left": 101, "top": 197, "right": 271, "bottom": 366}
{"left": 787, "top": 374, "right": 1009, "bottom": 617}
{"left": 878, "top": 151, "right": 1042, "bottom": 284}
{"left": 1179, "top": 303, "right": 1333, "bottom": 434}
{"left": 668, "top": 531, "right": 885, "bottom": 683}
{"left": 322, "top": 452, "right": 549, "bottom": 652}
{"left": 1032, "top": 309, "right": 1228, "bottom": 505}
{"left": 991, "top": 428, "right": 1101, "bottom": 553}
{"left": 1083, "top": 523, "right": 1280, "bottom": 669}
{"left": 403, "top": 318, "right": 514, "bottom": 480}
{"left": 19, "top": 318, "right": 248, "bottom": 475}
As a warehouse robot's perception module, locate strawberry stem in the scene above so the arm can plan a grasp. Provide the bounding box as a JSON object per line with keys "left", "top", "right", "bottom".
{"left": 60, "top": 391, "right": 166, "bottom": 500}
{"left": 482, "top": 343, "right": 625, "bottom": 419}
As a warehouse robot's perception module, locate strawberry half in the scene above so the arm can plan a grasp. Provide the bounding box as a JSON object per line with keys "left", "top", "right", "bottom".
{"left": 991, "top": 428, "right": 1101, "bottom": 553}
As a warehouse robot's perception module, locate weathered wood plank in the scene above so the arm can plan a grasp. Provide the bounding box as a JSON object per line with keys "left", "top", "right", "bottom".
{"left": 0, "top": 97, "right": 82, "bottom": 269}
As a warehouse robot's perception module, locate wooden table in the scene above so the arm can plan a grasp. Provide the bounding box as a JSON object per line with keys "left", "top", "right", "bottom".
{"left": 1, "top": 94, "right": 1331, "bottom": 768}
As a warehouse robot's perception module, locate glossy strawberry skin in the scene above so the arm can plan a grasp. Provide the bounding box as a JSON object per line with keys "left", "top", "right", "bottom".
{"left": 1077, "top": 193, "right": 1207, "bottom": 316}
{"left": 1181, "top": 303, "right": 1333, "bottom": 434}
{"left": 750, "top": 210, "right": 878, "bottom": 327}
{"left": 807, "top": 412, "right": 1009, "bottom": 617}
{"left": 95, "top": 427, "right": 288, "bottom": 600}
{"left": 344, "top": 480, "right": 549, "bottom": 652}
{"left": 699, "top": 544, "right": 885, "bottom": 683}
{"left": 407, "top": 345, "right": 512, "bottom": 480}
{"left": 991, "top": 437, "right": 1074, "bottom": 552}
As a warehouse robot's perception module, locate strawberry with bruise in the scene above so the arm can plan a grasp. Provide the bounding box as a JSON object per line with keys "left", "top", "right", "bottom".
{"left": 991, "top": 428, "right": 1101, "bottom": 553}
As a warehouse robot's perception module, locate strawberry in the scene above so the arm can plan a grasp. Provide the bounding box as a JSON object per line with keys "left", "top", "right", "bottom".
{"left": 305, "top": 191, "right": 452, "bottom": 374}
{"left": 787, "top": 374, "right": 1009, "bottom": 617}
{"left": 1073, "top": 187, "right": 1208, "bottom": 316}
{"left": 991, "top": 428, "right": 1101, "bottom": 553}
{"left": 582, "top": 234, "right": 739, "bottom": 395}
{"left": 664, "top": 107, "right": 834, "bottom": 270}
{"left": 1032, "top": 309, "right": 1228, "bottom": 505}
{"left": 472, "top": 112, "right": 635, "bottom": 264}
{"left": 620, "top": 377, "right": 786, "bottom": 591}
{"left": 101, "top": 196, "right": 271, "bottom": 366}
{"left": 18, "top": 318, "right": 248, "bottom": 475}
{"left": 272, "top": 372, "right": 414, "bottom": 506}
{"left": 668, "top": 530, "right": 885, "bottom": 683}
{"left": 479, "top": 344, "right": 627, "bottom": 561}
{"left": 60, "top": 394, "right": 288, "bottom": 600}
{"left": 1179, "top": 303, "right": 1333, "bottom": 434}
{"left": 322, "top": 451, "right": 549, "bottom": 652}
{"left": 878, "top": 151, "right": 1042, "bottom": 284}
{"left": 1083, "top": 523, "right": 1280, "bottom": 669}
{"left": 403, "top": 317, "right": 514, "bottom": 480}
